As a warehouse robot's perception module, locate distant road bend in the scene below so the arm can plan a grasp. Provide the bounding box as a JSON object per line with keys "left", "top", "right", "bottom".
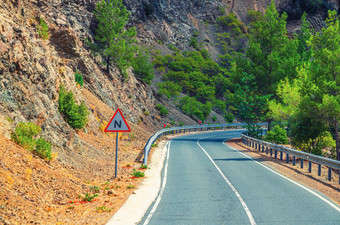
{"left": 139, "top": 130, "right": 340, "bottom": 225}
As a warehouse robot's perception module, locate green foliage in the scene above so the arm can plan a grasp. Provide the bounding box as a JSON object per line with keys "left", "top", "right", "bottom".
{"left": 132, "top": 48, "right": 154, "bottom": 84}
{"left": 157, "top": 81, "right": 182, "bottom": 99}
{"left": 96, "top": 205, "right": 112, "bottom": 212}
{"left": 264, "top": 125, "right": 288, "bottom": 144}
{"left": 179, "top": 96, "right": 212, "bottom": 122}
{"left": 37, "top": 18, "right": 49, "bottom": 40}
{"left": 189, "top": 36, "right": 199, "bottom": 50}
{"left": 224, "top": 112, "right": 234, "bottom": 123}
{"left": 132, "top": 169, "right": 144, "bottom": 177}
{"left": 92, "top": 0, "right": 137, "bottom": 77}
{"left": 179, "top": 121, "right": 184, "bottom": 126}
{"left": 11, "top": 122, "right": 52, "bottom": 160}
{"left": 156, "top": 104, "right": 168, "bottom": 116}
{"left": 90, "top": 186, "right": 101, "bottom": 193}
{"left": 35, "top": 138, "right": 52, "bottom": 161}
{"left": 140, "top": 164, "right": 148, "bottom": 169}
{"left": 74, "top": 70, "right": 84, "bottom": 86}
{"left": 81, "top": 193, "right": 98, "bottom": 202}
{"left": 268, "top": 78, "right": 302, "bottom": 121}
{"left": 58, "top": 85, "right": 89, "bottom": 129}
{"left": 212, "top": 115, "right": 217, "bottom": 122}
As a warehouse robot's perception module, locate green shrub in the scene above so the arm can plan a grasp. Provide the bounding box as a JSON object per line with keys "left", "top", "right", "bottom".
{"left": 264, "top": 125, "right": 288, "bottom": 144}
{"left": 37, "top": 18, "right": 49, "bottom": 40}
{"left": 224, "top": 112, "right": 234, "bottom": 123}
{"left": 212, "top": 115, "right": 217, "bottom": 122}
{"left": 58, "top": 85, "right": 89, "bottom": 129}
{"left": 74, "top": 70, "right": 84, "bottom": 86}
{"left": 132, "top": 48, "right": 154, "bottom": 84}
{"left": 179, "top": 121, "right": 184, "bottom": 126}
{"left": 35, "top": 138, "right": 52, "bottom": 161}
{"left": 11, "top": 122, "right": 52, "bottom": 160}
{"left": 156, "top": 104, "right": 168, "bottom": 116}
{"left": 81, "top": 193, "right": 98, "bottom": 202}
{"left": 132, "top": 169, "right": 144, "bottom": 177}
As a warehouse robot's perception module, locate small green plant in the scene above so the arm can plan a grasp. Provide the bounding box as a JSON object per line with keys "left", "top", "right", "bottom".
{"left": 5, "top": 116, "right": 13, "bottom": 123}
{"left": 212, "top": 115, "right": 217, "bottom": 122}
{"left": 58, "top": 85, "right": 89, "bottom": 129}
{"left": 96, "top": 205, "right": 112, "bottom": 212}
{"left": 132, "top": 169, "right": 145, "bottom": 177}
{"left": 81, "top": 193, "right": 98, "bottom": 202}
{"left": 126, "top": 163, "right": 131, "bottom": 167}
{"left": 115, "top": 185, "right": 121, "bottom": 189}
{"left": 144, "top": 110, "right": 150, "bottom": 116}
{"left": 179, "top": 121, "right": 184, "bottom": 126}
{"left": 74, "top": 70, "right": 84, "bottom": 86}
{"left": 90, "top": 186, "right": 101, "bottom": 193}
{"left": 35, "top": 138, "right": 52, "bottom": 161}
{"left": 151, "top": 143, "right": 158, "bottom": 147}
{"left": 156, "top": 104, "right": 168, "bottom": 116}
{"left": 11, "top": 122, "right": 52, "bottom": 160}
{"left": 105, "top": 187, "right": 109, "bottom": 190}
{"left": 129, "top": 133, "right": 135, "bottom": 141}
{"left": 127, "top": 185, "right": 135, "bottom": 189}
{"left": 140, "top": 164, "right": 147, "bottom": 169}
{"left": 105, "top": 181, "right": 110, "bottom": 185}
{"left": 37, "top": 18, "right": 49, "bottom": 40}
{"left": 171, "top": 120, "right": 175, "bottom": 126}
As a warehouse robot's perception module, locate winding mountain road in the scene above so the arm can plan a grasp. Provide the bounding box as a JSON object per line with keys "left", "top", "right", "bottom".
{"left": 139, "top": 130, "right": 340, "bottom": 225}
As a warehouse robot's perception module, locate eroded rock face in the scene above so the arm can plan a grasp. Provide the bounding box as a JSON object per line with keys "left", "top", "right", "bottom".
{"left": 0, "top": 0, "right": 157, "bottom": 167}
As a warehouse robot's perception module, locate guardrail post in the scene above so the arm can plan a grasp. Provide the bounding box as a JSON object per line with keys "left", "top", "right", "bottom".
{"left": 293, "top": 156, "right": 296, "bottom": 165}
{"left": 266, "top": 147, "right": 268, "bottom": 154}
{"left": 328, "top": 167, "right": 332, "bottom": 181}
{"left": 270, "top": 148, "right": 273, "bottom": 156}
{"left": 280, "top": 151, "right": 283, "bottom": 161}
{"left": 201, "top": 127, "right": 203, "bottom": 131}
{"left": 286, "top": 153, "right": 289, "bottom": 163}
{"left": 301, "top": 159, "right": 304, "bottom": 169}
{"left": 318, "top": 164, "right": 321, "bottom": 176}
{"left": 262, "top": 145, "right": 264, "bottom": 153}
{"left": 274, "top": 150, "right": 278, "bottom": 159}
{"left": 308, "top": 161, "right": 312, "bottom": 173}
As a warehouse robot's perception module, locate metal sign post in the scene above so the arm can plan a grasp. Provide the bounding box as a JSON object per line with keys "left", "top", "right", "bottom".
{"left": 104, "top": 108, "right": 131, "bottom": 179}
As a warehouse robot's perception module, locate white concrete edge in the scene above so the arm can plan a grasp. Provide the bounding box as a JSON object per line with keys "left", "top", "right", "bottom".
{"left": 106, "top": 140, "right": 169, "bottom": 225}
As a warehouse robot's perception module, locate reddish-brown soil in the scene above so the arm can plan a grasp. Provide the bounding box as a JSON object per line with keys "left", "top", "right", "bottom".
{"left": 227, "top": 138, "right": 340, "bottom": 206}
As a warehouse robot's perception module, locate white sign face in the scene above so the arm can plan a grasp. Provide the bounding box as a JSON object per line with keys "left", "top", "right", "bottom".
{"left": 105, "top": 108, "right": 131, "bottom": 132}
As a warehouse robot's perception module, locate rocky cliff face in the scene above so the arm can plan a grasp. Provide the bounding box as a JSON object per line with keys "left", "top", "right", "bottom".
{"left": 0, "top": 0, "right": 158, "bottom": 167}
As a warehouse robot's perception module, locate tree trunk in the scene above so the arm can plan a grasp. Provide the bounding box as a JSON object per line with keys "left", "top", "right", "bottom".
{"left": 106, "top": 56, "right": 110, "bottom": 75}
{"left": 267, "top": 118, "right": 272, "bottom": 132}
{"left": 336, "top": 119, "right": 339, "bottom": 161}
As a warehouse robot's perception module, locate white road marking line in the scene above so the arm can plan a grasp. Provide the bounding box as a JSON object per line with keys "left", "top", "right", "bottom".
{"left": 197, "top": 139, "right": 257, "bottom": 225}
{"left": 142, "top": 141, "right": 171, "bottom": 225}
{"left": 225, "top": 142, "right": 340, "bottom": 213}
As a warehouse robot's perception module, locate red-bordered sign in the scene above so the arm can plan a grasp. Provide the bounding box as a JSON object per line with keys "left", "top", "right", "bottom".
{"left": 104, "top": 108, "right": 131, "bottom": 132}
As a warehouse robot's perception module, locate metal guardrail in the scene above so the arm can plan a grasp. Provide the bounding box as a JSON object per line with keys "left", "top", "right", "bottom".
{"left": 241, "top": 134, "right": 340, "bottom": 184}
{"left": 143, "top": 123, "right": 267, "bottom": 165}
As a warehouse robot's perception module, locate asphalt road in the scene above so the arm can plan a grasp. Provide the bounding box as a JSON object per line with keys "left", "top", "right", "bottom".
{"left": 139, "top": 130, "right": 340, "bottom": 225}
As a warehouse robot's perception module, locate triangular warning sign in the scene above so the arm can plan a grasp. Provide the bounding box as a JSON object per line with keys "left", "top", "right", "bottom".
{"left": 104, "top": 108, "right": 131, "bottom": 132}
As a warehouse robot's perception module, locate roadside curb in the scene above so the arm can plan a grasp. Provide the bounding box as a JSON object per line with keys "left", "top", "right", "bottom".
{"left": 106, "top": 140, "right": 168, "bottom": 225}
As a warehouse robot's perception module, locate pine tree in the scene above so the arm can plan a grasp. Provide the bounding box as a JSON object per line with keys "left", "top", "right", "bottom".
{"left": 301, "top": 10, "right": 340, "bottom": 160}
{"left": 93, "top": 0, "right": 137, "bottom": 77}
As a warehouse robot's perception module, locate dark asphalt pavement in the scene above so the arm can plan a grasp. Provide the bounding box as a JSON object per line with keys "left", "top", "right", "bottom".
{"left": 139, "top": 130, "right": 340, "bottom": 225}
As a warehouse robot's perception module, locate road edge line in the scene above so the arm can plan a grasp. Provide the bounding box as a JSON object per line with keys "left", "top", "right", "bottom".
{"left": 224, "top": 142, "right": 340, "bottom": 213}
{"left": 197, "top": 139, "right": 257, "bottom": 225}
{"left": 142, "top": 141, "right": 171, "bottom": 225}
